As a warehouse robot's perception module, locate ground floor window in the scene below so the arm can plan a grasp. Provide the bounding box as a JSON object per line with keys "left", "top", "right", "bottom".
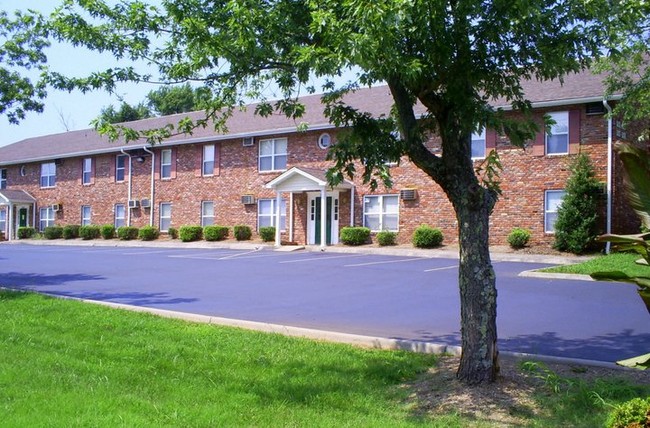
{"left": 201, "top": 201, "right": 214, "bottom": 227}
{"left": 39, "top": 206, "right": 55, "bottom": 231}
{"left": 544, "top": 190, "right": 566, "bottom": 233}
{"left": 114, "top": 204, "right": 126, "bottom": 229}
{"left": 363, "top": 195, "right": 399, "bottom": 232}
{"left": 258, "top": 199, "right": 286, "bottom": 231}
{"left": 81, "top": 205, "right": 92, "bottom": 226}
{"left": 160, "top": 202, "right": 172, "bottom": 232}
{"left": 0, "top": 209, "right": 6, "bottom": 236}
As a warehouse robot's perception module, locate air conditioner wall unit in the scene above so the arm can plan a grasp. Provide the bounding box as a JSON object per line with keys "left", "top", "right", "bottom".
{"left": 399, "top": 189, "right": 417, "bottom": 201}
{"left": 140, "top": 198, "right": 151, "bottom": 208}
{"left": 242, "top": 137, "right": 254, "bottom": 147}
{"left": 128, "top": 199, "right": 140, "bottom": 209}
{"left": 241, "top": 195, "right": 255, "bottom": 205}
{"left": 51, "top": 204, "right": 62, "bottom": 212}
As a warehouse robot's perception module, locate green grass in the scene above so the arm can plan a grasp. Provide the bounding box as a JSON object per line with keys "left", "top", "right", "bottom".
{"left": 1, "top": 290, "right": 649, "bottom": 427}
{"left": 539, "top": 252, "right": 650, "bottom": 277}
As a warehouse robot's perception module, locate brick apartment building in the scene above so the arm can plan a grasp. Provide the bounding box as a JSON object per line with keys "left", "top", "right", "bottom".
{"left": 0, "top": 69, "right": 638, "bottom": 247}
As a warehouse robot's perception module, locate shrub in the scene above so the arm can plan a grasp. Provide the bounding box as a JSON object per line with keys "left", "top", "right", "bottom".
{"left": 553, "top": 154, "right": 602, "bottom": 254}
{"left": 44, "top": 226, "right": 63, "bottom": 240}
{"left": 79, "top": 225, "right": 101, "bottom": 240}
{"left": 204, "top": 225, "right": 229, "bottom": 241}
{"left": 412, "top": 225, "right": 444, "bottom": 248}
{"left": 234, "top": 225, "right": 252, "bottom": 241}
{"left": 167, "top": 227, "right": 178, "bottom": 239}
{"left": 17, "top": 227, "right": 35, "bottom": 239}
{"left": 117, "top": 226, "right": 139, "bottom": 240}
{"left": 259, "top": 226, "right": 276, "bottom": 242}
{"left": 101, "top": 224, "right": 115, "bottom": 239}
{"left": 179, "top": 225, "right": 203, "bottom": 242}
{"left": 138, "top": 226, "right": 159, "bottom": 241}
{"left": 606, "top": 397, "right": 650, "bottom": 428}
{"left": 62, "top": 224, "right": 80, "bottom": 240}
{"left": 340, "top": 227, "right": 371, "bottom": 246}
{"left": 376, "top": 230, "right": 397, "bottom": 246}
{"left": 507, "top": 227, "right": 531, "bottom": 249}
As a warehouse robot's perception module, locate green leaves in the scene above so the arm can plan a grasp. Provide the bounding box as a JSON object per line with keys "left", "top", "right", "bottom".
{"left": 614, "top": 142, "right": 650, "bottom": 230}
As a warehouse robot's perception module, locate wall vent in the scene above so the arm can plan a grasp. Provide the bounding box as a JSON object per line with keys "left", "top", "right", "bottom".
{"left": 51, "top": 204, "right": 62, "bottom": 212}
{"left": 241, "top": 195, "right": 255, "bottom": 205}
{"left": 128, "top": 200, "right": 140, "bottom": 209}
{"left": 399, "top": 189, "right": 417, "bottom": 201}
{"left": 586, "top": 102, "right": 606, "bottom": 115}
{"left": 242, "top": 137, "right": 254, "bottom": 147}
{"left": 140, "top": 199, "right": 151, "bottom": 208}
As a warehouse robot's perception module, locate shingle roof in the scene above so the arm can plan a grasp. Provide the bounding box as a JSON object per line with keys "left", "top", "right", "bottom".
{"left": 0, "top": 189, "right": 37, "bottom": 204}
{"left": 0, "top": 68, "right": 613, "bottom": 166}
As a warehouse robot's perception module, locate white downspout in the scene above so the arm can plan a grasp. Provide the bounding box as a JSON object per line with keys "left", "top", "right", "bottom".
{"left": 603, "top": 99, "right": 613, "bottom": 254}
{"left": 350, "top": 186, "right": 355, "bottom": 227}
{"left": 143, "top": 146, "right": 155, "bottom": 227}
{"left": 120, "top": 149, "right": 133, "bottom": 227}
{"left": 274, "top": 191, "right": 282, "bottom": 247}
{"left": 8, "top": 203, "right": 13, "bottom": 241}
{"left": 289, "top": 192, "right": 294, "bottom": 243}
{"left": 320, "top": 186, "right": 327, "bottom": 249}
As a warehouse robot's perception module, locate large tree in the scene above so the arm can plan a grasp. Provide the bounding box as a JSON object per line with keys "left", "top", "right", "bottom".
{"left": 39, "top": 0, "right": 644, "bottom": 384}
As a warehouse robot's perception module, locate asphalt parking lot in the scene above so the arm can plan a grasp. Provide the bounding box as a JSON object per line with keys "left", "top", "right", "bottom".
{"left": 2, "top": 242, "right": 649, "bottom": 363}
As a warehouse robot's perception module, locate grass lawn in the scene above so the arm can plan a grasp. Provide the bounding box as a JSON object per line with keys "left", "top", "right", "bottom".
{"left": 1, "top": 290, "right": 648, "bottom": 427}
{"left": 539, "top": 252, "right": 650, "bottom": 277}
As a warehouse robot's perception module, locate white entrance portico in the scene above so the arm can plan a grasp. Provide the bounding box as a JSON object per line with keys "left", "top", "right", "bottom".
{"left": 0, "top": 190, "right": 37, "bottom": 241}
{"left": 265, "top": 167, "right": 354, "bottom": 248}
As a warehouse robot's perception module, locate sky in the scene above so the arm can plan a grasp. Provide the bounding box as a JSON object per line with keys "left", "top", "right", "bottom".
{"left": 0, "top": 0, "right": 161, "bottom": 147}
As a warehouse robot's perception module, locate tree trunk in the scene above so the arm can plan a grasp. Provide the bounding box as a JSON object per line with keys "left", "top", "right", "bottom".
{"left": 454, "top": 197, "right": 499, "bottom": 384}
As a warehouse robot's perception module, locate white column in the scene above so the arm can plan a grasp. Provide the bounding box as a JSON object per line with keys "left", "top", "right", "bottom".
{"left": 274, "top": 191, "right": 282, "bottom": 247}
{"left": 350, "top": 186, "right": 355, "bottom": 226}
{"left": 7, "top": 203, "right": 13, "bottom": 241}
{"left": 320, "top": 186, "right": 327, "bottom": 249}
{"left": 289, "top": 192, "right": 294, "bottom": 243}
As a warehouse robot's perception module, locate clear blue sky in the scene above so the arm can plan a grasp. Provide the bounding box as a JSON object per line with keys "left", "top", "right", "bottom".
{"left": 0, "top": 0, "right": 159, "bottom": 147}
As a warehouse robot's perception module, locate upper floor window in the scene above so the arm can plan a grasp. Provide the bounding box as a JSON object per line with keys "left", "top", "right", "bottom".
{"left": 471, "top": 128, "right": 486, "bottom": 159}
{"left": 202, "top": 145, "right": 215, "bottom": 176}
{"left": 116, "top": 154, "right": 127, "bottom": 182}
{"left": 114, "top": 204, "right": 126, "bottom": 229}
{"left": 82, "top": 158, "right": 92, "bottom": 185}
{"left": 259, "top": 138, "right": 287, "bottom": 172}
{"left": 39, "top": 206, "right": 55, "bottom": 231}
{"left": 544, "top": 190, "right": 566, "bottom": 233}
{"left": 201, "top": 201, "right": 214, "bottom": 227}
{"left": 258, "top": 198, "right": 286, "bottom": 231}
{"left": 81, "top": 205, "right": 92, "bottom": 226}
{"left": 161, "top": 149, "right": 172, "bottom": 179}
{"left": 546, "top": 112, "right": 569, "bottom": 155}
{"left": 363, "top": 195, "right": 399, "bottom": 232}
{"left": 40, "top": 162, "right": 56, "bottom": 188}
{"left": 160, "top": 202, "right": 172, "bottom": 232}
{"left": 0, "top": 168, "right": 6, "bottom": 189}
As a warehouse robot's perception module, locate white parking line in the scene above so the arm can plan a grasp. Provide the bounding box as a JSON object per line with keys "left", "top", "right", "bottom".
{"left": 423, "top": 265, "right": 458, "bottom": 272}
{"left": 121, "top": 250, "right": 178, "bottom": 255}
{"left": 218, "top": 247, "right": 263, "bottom": 260}
{"left": 344, "top": 258, "right": 424, "bottom": 267}
{"left": 279, "top": 254, "right": 366, "bottom": 264}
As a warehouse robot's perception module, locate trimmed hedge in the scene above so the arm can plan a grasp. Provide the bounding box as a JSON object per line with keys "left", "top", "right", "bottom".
{"left": 179, "top": 225, "right": 203, "bottom": 242}
{"left": 606, "top": 397, "right": 650, "bottom": 428}
{"left": 138, "top": 226, "right": 159, "bottom": 241}
{"left": 44, "top": 226, "right": 63, "bottom": 240}
{"left": 62, "top": 224, "right": 80, "bottom": 240}
{"left": 79, "top": 225, "right": 101, "bottom": 240}
{"left": 234, "top": 225, "right": 252, "bottom": 241}
{"left": 376, "top": 230, "right": 397, "bottom": 246}
{"left": 117, "top": 226, "right": 139, "bottom": 241}
{"left": 101, "top": 224, "right": 116, "bottom": 239}
{"left": 168, "top": 227, "right": 178, "bottom": 239}
{"left": 340, "top": 227, "right": 371, "bottom": 246}
{"left": 412, "top": 225, "right": 443, "bottom": 248}
{"left": 17, "top": 227, "right": 36, "bottom": 239}
{"left": 507, "top": 227, "right": 531, "bottom": 249}
{"left": 259, "top": 226, "right": 276, "bottom": 242}
{"left": 204, "top": 225, "right": 229, "bottom": 241}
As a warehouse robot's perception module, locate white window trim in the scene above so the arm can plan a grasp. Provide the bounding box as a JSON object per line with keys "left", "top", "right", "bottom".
{"left": 39, "top": 206, "right": 55, "bottom": 231}
{"left": 161, "top": 149, "right": 172, "bottom": 179}
{"left": 114, "top": 204, "right": 126, "bottom": 228}
{"left": 471, "top": 128, "right": 486, "bottom": 160}
{"left": 81, "top": 205, "right": 92, "bottom": 226}
{"left": 318, "top": 133, "right": 331, "bottom": 149}
{"left": 202, "top": 145, "right": 215, "bottom": 176}
{"left": 363, "top": 194, "right": 400, "bottom": 232}
{"left": 0, "top": 168, "right": 6, "bottom": 189}
{"left": 116, "top": 155, "right": 127, "bottom": 182}
{"left": 257, "top": 198, "right": 287, "bottom": 231}
{"left": 201, "top": 201, "right": 214, "bottom": 227}
{"left": 82, "top": 158, "right": 92, "bottom": 185}
{"left": 160, "top": 202, "right": 172, "bottom": 232}
{"left": 545, "top": 111, "right": 569, "bottom": 155}
{"left": 544, "top": 190, "right": 566, "bottom": 233}
{"left": 0, "top": 209, "right": 6, "bottom": 235}
{"left": 40, "top": 162, "right": 56, "bottom": 188}
{"left": 258, "top": 138, "right": 288, "bottom": 172}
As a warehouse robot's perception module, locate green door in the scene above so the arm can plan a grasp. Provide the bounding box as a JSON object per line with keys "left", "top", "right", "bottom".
{"left": 19, "top": 208, "right": 27, "bottom": 228}
{"left": 314, "top": 197, "right": 332, "bottom": 245}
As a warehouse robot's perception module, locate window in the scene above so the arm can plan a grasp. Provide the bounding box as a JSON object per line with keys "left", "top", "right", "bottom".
{"left": 546, "top": 112, "right": 569, "bottom": 155}
{"left": 82, "top": 158, "right": 92, "bottom": 185}
{"left": 160, "top": 202, "right": 172, "bottom": 232}
{"left": 258, "top": 199, "right": 286, "bottom": 231}
{"left": 81, "top": 205, "right": 92, "bottom": 226}
{"left": 0, "top": 209, "right": 6, "bottom": 235}
{"left": 471, "top": 128, "right": 486, "bottom": 159}
{"left": 201, "top": 201, "right": 214, "bottom": 227}
{"left": 161, "top": 149, "right": 172, "bottom": 179}
{"left": 116, "top": 154, "right": 127, "bottom": 182}
{"left": 114, "top": 204, "right": 126, "bottom": 229}
{"left": 40, "top": 162, "right": 56, "bottom": 188}
{"left": 39, "top": 206, "right": 55, "bottom": 231}
{"left": 544, "top": 190, "right": 566, "bottom": 233}
{"left": 363, "top": 195, "right": 399, "bottom": 232}
{"left": 259, "top": 138, "right": 287, "bottom": 172}
{"left": 202, "top": 145, "right": 215, "bottom": 176}
{"left": 318, "top": 133, "right": 331, "bottom": 149}
{"left": 0, "top": 168, "right": 6, "bottom": 189}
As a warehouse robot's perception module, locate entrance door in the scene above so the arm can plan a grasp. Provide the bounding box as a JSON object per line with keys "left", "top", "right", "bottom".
{"left": 314, "top": 196, "right": 332, "bottom": 245}
{"left": 18, "top": 208, "right": 27, "bottom": 227}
